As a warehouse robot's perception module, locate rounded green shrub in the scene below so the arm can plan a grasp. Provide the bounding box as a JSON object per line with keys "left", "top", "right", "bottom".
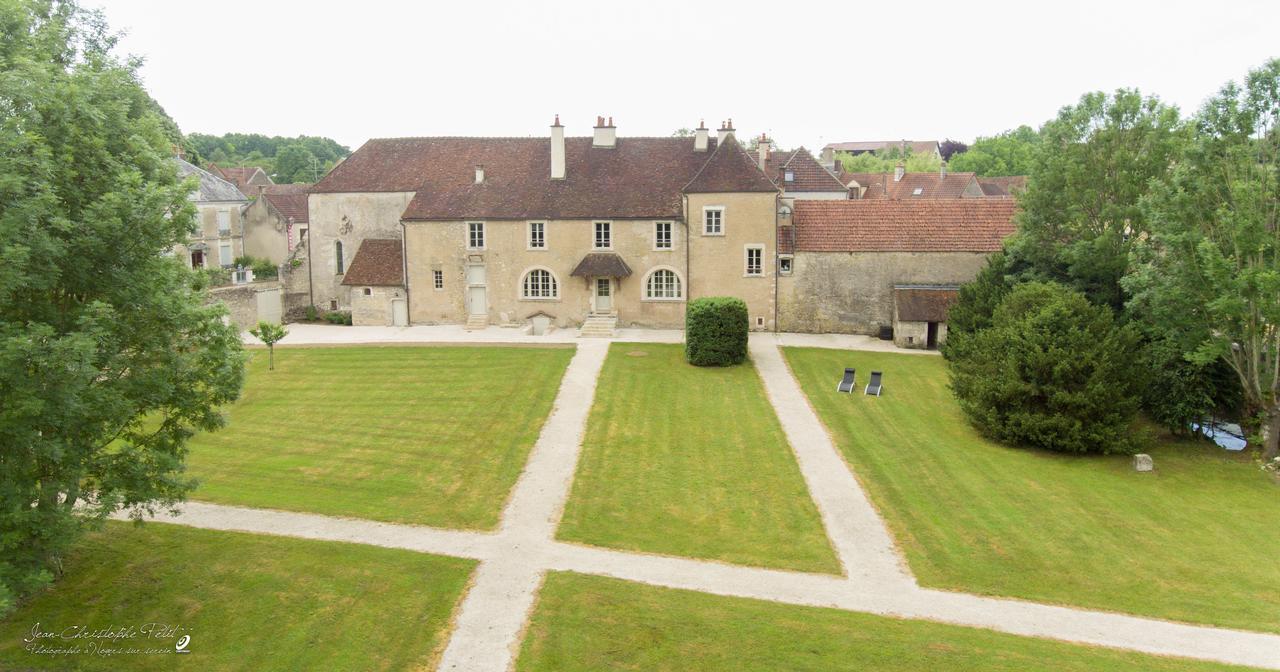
{"left": 948, "top": 282, "right": 1144, "bottom": 454}
{"left": 685, "top": 297, "right": 748, "bottom": 366}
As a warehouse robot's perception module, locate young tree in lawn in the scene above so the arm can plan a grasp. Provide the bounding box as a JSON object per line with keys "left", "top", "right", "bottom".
{"left": 0, "top": 0, "right": 244, "bottom": 614}
{"left": 1124, "top": 59, "right": 1280, "bottom": 459}
{"left": 1008, "top": 90, "right": 1186, "bottom": 312}
{"left": 250, "top": 322, "right": 288, "bottom": 370}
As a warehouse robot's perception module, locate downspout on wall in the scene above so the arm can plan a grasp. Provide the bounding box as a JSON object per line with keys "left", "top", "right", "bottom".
{"left": 400, "top": 220, "right": 411, "bottom": 325}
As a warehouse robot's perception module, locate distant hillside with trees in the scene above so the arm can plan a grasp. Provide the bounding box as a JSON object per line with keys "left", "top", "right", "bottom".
{"left": 187, "top": 133, "right": 352, "bottom": 184}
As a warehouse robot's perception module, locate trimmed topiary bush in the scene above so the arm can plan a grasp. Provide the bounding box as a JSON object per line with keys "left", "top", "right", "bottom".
{"left": 685, "top": 297, "right": 748, "bottom": 366}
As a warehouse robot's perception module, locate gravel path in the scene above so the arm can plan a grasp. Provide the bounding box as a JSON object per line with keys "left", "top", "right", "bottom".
{"left": 123, "top": 334, "right": 1280, "bottom": 671}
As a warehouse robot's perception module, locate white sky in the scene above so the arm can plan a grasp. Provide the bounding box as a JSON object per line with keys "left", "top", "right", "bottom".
{"left": 91, "top": 0, "right": 1279, "bottom": 152}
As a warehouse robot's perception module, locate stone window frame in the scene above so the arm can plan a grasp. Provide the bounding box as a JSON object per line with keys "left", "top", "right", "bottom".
{"left": 362, "top": 287, "right": 372, "bottom": 296}
{"left": 217, "top": 208, "right": 232, "bottom": 237}
{"left": 467, "top": 221, "right": 486, "bottom": 250}
{"left": 778, "top": 254, "right": 794, "bottom": 275}
{"left": 519, "top": 266, "right": 560, "bottom": 301}
{"left": 432, "top": 269, "right": 444, "bottom": 291}
{"left": 219, "top": 241, "right": 234, "bottom": 268}
{"left": 335, "top": 240, "right": 344, "bottom": 274}
{"left": 702, "top": 206, "right": 725, "bottom": 236}
{"left": 641, "top": 266, "right": 684, "bottom": 302}
{"left": 593, "top": 221, "right": 612, "bottom": 250}
{"left": 528, "top": 221, "right": 547, "bottom": 250}
{"left": 744, "top": 244, "right": 764, "bottom": 277}
{"left": 653, "top": 221, "right": 674, "bottom": 251}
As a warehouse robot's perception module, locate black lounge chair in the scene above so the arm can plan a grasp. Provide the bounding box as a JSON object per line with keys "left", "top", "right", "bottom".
{"left": 837, "top": 368, "right": 856, "bottom": 393}
{"left": 865, "top": 371, "right": 883, "bottom": 397}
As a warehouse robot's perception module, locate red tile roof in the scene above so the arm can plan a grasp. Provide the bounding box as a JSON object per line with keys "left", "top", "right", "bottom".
{"left": 261, "top": 184, "right": 309, "bottom": 223}
{"left": 791, "top": 199, "right": 1017, "bottom": 253}
{"left": 210, "top": 164, "right": 271, "bottom": 195}
{"left": 683, "top": 134, "right": 780, "bottom": 194}
{"left": 316, "top": 135, "right": 774, "bottom": 220}
{"left": 895, "top": 286, "right": 960, "bottom": 322}
{"left": 977, "top": 175, "right": 1028, "bottom": 197}
{"left": 765, "top": 147, "right": 847, "bottom": 193}
{"left": 341, "top": 239, "right": 404, "bottom": 286}
{"left": 841, "top": 171, "right": 980, "bottom": 199}
{"left": 777, "top": 225, "right": 795, "bottom": 254}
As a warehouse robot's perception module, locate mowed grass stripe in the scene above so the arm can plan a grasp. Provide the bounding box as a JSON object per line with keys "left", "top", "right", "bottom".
{"left": 515, "top": 572, "right": 1260, "bottom": 672}
{"left": 0, "top": 522, "right": 476, "bottom": 672}
{"left": 186, "top": 346, "right": 574, "bottom": 529}
{"left": 557, "top": 343, "right": 839, "bottom": 573}
{"left": 784, "top": 346, "right": 1280, "bottom": 633}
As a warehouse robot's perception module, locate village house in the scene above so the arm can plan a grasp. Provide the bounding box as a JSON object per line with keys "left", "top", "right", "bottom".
{"left": 241, "top": 183, "right": 310, "bottom": 264}
{"left": 209, "top": 163, "right": 273, "bottom": 195}
{"left": 300, "top": 117, "right": 1017, "bottom": 346}
{"left": 173, "top": 158, "right": 249, "bottom": 271}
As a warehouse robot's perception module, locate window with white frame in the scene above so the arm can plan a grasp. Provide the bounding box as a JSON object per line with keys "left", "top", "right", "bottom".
{"left": 654, "top": 221, "right": 672, "bottom": 250}
{"left": 217, "top": 209, "right": 231, "bottom": 236}
{"left": 468, "top": 222, "right": 485, "bottom": 249}
{"left": 745, "top": 245, "right": 763, "bottom": 276}
{"left": 594, "top": 221, "right": 611, "bottom": 249}
{"left": 521, "top": 268, "right": 558, "bottom": 299}
{"left": 779, "top": 256, "right": 793, "bottom": 275}
{"left": 220, "top": 242, "right": 233, "bottom": 267}
{"left": 528, "top": 221, "right": 546, "bottom": 249}
{"left": 433, "top": 270, "right": 444, "bottom": 290}
{"left": 703, "top": 207, "right": 724, "bottom": 235}
{"left": 644, "top": 268, "right": 682, "bottom": 299}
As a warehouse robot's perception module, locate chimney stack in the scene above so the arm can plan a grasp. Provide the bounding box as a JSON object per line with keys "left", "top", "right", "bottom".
{"left": 940, "top": 161, "right": 948, "bottom": 178}
{"left": 894, "top": 162, "right": 905, "bottom": 182}
{"left": 475, "top": 164, "right": 485, "bottom": 184}
{"left": 717, "top": 119, "right": 735, "bottom": 145}
{"left": 593, "top": 115, "right": 616, "bottom": 148}
{"left": 819, "top": 146, "right": 836, "bottom": 172}
{"left": 550, "top": 114, "right": 565, "bottom": 180}
{"left": 757, "top": 133, "right": 770, "bottom": 171}
{"left": 694, "top": 120, "right": 709, "bottom": 152}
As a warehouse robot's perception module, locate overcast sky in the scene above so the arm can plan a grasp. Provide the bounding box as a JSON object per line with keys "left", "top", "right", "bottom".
{"left": 91, "top": 0, "right": 1278, "bottom": 152}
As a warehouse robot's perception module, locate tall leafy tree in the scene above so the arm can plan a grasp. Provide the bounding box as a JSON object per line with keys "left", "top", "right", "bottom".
{"left": 837, "top": 147, "right": 943, "bottom": 173}
{"left": 947, "top": 125, "right": 1040, "bottom": 176}
{"left": 1007, "top": 90, "right": 1186, "bottom": 312}
{"left": 0, "top": 0, "right": 244, "bottom": 613}
{"left": 1124, "top": 59, "right": 1280, "bottom": 459}
{"left": 273, "top": 143, "right": 320, "bottom": 183}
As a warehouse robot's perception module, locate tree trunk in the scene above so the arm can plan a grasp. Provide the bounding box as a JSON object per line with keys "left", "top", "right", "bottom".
{"left": 268, "top": 345, "right": 274, "bottom": 371}
{"left": 1262, "top": 406, "right": 1280, "bottom": 461}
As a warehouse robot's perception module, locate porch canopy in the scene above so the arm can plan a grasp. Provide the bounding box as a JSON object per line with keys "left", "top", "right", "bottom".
{"left": 570, "top": 252, "right": 632, "bottom": 278}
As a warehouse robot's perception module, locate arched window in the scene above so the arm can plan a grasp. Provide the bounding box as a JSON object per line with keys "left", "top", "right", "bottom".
{"left": 521, "top": 268, "right": 558, "bottom": 299}
{"left": 645, "top": 268, "right": 682, "bottom": 300}
{"left": 335, "top": 240, "right": 344, "bottom": 274}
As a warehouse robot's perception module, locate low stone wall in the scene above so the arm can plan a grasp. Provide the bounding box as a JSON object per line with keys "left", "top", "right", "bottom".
{"left": 208, "top": 280, "right": 281, "bottom": 329}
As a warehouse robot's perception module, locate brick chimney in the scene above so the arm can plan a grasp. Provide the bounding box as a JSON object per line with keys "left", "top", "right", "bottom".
{"left": 694, "top": 120, "right": 709, "bottom": 152}
{"left": 717, "top": 119, "right": 735, "bottom": 145}
{"left": 550, "top": 114, "right": 565, "bottom": 180}
{"left": 894, "top": 162, "right": 905, "bottom": 182}
{"left": 819, "top": 146, "right": 836, "bottom": 171}
{"left": 592, "top": 116, "right": 616, "bottom": 148}
{"left": 757, "top": 133, "right": 770, "bottom": 171}
{"left": 474, "top": 164, "right": 485, "bottom": 184}
{"left": 940, "top": 161, "right": 948, "bottom": 178}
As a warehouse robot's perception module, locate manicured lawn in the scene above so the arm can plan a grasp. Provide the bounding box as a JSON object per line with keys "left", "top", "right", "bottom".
{"left": 557, "top": 343, "right": 838, "bottom": 573}
{"left": 515, "top": 572, "right": 1256, "bottom": 672}
{"left": 186, "top": 345, "right": 573, "bottom": 529}
{"left": 0, "top": 522, "right": 475, "bottom": 671}
{"left": 784, "top": 347, "right": 1280, "bottom": 633}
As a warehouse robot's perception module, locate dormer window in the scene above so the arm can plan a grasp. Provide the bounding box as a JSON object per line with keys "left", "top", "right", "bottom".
{"left": 912, "top": 187, "right": 924, "bottom": 196}
{"left": 784, "top": 170, "right": 795, "bottom": 182}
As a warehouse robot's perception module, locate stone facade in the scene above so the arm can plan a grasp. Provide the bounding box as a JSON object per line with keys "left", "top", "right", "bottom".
{"left": 686, "top": 191, "right": 779, "bottom": 331}
{"left": 242, "top": 196, "right": 289, "bottom": 264}
{"left": 208, "top": 280, "right": 282, "bottom": 329}
{"left": 777, "top": 251, "right": 989, "bottom": 335}
{"left": 306, "top": 191, "right": 415, "bottom": 311}
{"left": 174, "top": 201, "right": 246, "bottom": 270}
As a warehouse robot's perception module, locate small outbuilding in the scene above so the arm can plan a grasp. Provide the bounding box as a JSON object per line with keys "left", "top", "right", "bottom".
{"left": 893, "top": 285, "right": 960, "bottom": 350}
{"left": 341, "top": 239, "right": 407, "bottom": 326}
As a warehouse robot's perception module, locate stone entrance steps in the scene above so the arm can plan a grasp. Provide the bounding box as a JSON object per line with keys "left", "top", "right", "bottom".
{"left": 578, "top": 314, "right": 617, "bottom": 338}
{"left": 464, "top": 314, "right": 488, "bottom": 331}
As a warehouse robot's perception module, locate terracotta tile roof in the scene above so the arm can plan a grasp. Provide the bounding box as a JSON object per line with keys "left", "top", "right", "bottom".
{"left": 766, "top": 147, "right": 848, "bottom": 194}
{"left": 683, "top": 134, "right": 780, "bottom": 194}
{"left": 340, "top": 239, "right": 403, "bottom": 286}
{"left": 895, "top": 286, "right": 960, "bottom": 322}
{"left": 791, "top": 199, "right": 1017, "bottom": 253}
{"left": 777, "top": 225, "right": 795, "bottom": 254}
{"left": 261, "top": 184, "right": 310, "bottom": 223}
{"left": 317, "top": 135, "right": 773, "bottom": 220}
{"left": 977, "top": 175, "right": 1028, "bottom": 197}
{"left": 823, "top": 140, "right": 940, "bottom": 155}
{"left": 569, "top": 252, "right": 633, "bottom": 277}
{"left": 840, "top": 171, "right": 981, "bottom": 199}
{"left": 210, "top": 164, "right": 271, "bottom": 195}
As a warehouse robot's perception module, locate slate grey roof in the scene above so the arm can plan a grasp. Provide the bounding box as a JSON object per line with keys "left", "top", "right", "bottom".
{"left": 175, "top": 158, "right": 248, "bottom": 203}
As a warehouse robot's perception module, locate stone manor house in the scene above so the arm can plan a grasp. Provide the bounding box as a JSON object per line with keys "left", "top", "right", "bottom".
{"left": 286, "top": 117, "right": 1016, "bottom": 348}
